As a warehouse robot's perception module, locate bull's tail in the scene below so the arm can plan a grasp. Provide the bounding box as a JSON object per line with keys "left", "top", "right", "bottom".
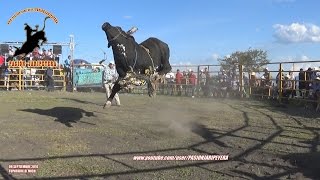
{"left": 42, "top": 16, "right": 50, "bottom": 31}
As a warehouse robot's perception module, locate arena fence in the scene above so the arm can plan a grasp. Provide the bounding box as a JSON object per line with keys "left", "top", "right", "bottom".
{"left": 241, "top": 60, "right": 320, "bottom": 105}
{"left": 2, "top": 59, "right": 320, "bottom": 107}
{"left": 129, "top": 61, "right": 320, "bottom": 107}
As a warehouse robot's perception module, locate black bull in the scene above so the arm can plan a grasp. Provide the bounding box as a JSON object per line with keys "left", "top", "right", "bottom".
{"left": 102, "top": 22, "right": 172, "bottom": 108}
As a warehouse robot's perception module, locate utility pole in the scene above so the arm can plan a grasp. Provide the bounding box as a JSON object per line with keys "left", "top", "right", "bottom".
{"left": 69, "top": 35, "right": 75, "bottom": 61}
{"left": 69, "top": 34, "right": 75, "bottom": 91}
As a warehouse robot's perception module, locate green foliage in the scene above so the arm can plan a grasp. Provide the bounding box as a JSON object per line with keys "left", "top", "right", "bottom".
{"left": 219, "top": 48, "right": 270, "bottom": 72}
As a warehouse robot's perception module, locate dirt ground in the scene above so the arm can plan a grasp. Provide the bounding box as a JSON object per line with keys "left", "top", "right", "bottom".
{"left": 0, "top": 91, "right": 319, "bottom": 180}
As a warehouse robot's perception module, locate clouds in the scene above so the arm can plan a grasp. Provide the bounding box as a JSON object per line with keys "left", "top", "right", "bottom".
{"left": 273, "top": 23, "right": 320, "bottom": 43}
{"left": 273, "top": 0, "right": 295, "bottom": 3}
{"left": 123, "top": 15, "right": 132, "bottom": 19}
{"left": 212, "top": 53, "right": 219, "bottom": 61}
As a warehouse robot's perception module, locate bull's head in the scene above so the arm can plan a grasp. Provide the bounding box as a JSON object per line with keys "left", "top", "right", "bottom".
{"left": 102, "top": 22, "right": 128, "bottom": 48}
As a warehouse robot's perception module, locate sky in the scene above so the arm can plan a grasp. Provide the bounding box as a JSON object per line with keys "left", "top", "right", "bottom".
{"left": 1, "top": 0, "right": 320, "bottom": 68}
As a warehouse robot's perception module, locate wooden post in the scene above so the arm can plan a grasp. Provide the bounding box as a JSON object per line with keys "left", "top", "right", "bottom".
{"left": 197, "top": 65, "right": 200, "bottom": 97}
{"left": 71, "top": 60, "right": 75, "bottom": 92}
{"left": 279, "top": 63, "right": 283, "bottom": 103}
{"left": 239, "top": 64, "right": 243, "bottom": 98}
{"left": 249, "top": 70, "right": 252, "bottom": 97}
{"left": 18, "top": 67, "right": 22, "bottom": 91}
{"left": 63, "top": 74, "right": 66, "bottom": 91}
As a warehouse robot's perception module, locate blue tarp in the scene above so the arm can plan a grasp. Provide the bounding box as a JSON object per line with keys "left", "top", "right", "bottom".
{"left": 73, "top": 68, "right": 103, "bottom": 87}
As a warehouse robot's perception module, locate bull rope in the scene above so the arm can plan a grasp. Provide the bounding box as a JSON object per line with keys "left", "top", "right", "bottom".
{"left": 130, "top": 47, "right": 138, "bottom": 71}
{"left": 140, "top": 45, "right": 155, "bottom": 73}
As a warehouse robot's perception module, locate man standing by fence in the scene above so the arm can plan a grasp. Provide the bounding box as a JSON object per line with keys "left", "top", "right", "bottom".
{"left": 64, "top": 55, "right": 72, "bottom": 83}
{"left": 100, "top": 60, "right": 120, "bottom": 106}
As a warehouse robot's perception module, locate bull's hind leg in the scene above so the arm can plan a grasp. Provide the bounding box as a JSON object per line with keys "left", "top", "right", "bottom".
{"left": 103, "top": 82, "right": 121, "bottom": 109}
{"left": 147, "top": 79, "right": 156, "bottom": 97}
{"left": 149, "top": 64, "right": 170, "bottom": 97}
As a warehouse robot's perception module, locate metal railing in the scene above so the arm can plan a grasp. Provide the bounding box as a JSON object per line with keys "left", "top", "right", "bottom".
{"left": 0, "top": 60, "right": 66, "bottom": 91}
{"left": 127, "top": 62, "right": 320, "bottom": 107}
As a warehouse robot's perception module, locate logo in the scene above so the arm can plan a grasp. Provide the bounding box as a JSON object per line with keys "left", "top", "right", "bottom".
{"left": 6, "top": 8, "right": 58, "bottom": 57}
{"left": 7, "top": 8, "right": 58, "bottom": 24}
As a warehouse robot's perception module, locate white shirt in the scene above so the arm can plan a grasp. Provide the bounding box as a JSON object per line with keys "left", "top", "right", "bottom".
{"left": 9, "top": 49, "right": 14, "bottom": 56}
{"left": 101, "top": 64, "right": 118, "bottom": 83}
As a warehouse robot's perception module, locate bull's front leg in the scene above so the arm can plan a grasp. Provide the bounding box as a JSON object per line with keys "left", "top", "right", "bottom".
{"left": 148, "top": 72, "right": 164, "bottom": 97}
{"left": 103, "top": 81, "right": 122, "bottom": 109}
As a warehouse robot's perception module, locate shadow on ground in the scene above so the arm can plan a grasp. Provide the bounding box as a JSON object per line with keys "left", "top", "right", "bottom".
{"left": 243, "top": 98, "right": 320, "bottom": 119}
{"left": 283, "top": 152, "right": 320, "bottom": 179}
{"left": 229, "top": 99, "right": 320, "bottom": 179}
{"left": 1, "top": 96, "right": 318, "bottom": 179}
{"left": 19, "top": 107, "right": 96, "bottom": 127}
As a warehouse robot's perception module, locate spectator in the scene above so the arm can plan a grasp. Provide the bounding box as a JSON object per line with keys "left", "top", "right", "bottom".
{"left": 182, "top": 71, "right": 187, "bottom": 84}
{"left": 312, "top": 77, "right": 320, "bottom": 100}
{"left": 306, "top": 67, "right": 313, "bottom": 96}
{"left": 249, "top": 72, "right": 255, "bottom": 84}
{"left": 165, "top": 71, "right": 175, "bottom": 83}
{"left": 262, "top": 68, "right": 272, "bottom": 86}
{"left": 189, "top": 70, "right": 197, "bottom": 97}
{"left": 44, "top": 67, "right": 54, "bottom": 91}
{"left": 38, "top": 48, "right": 43, "bottom": 59}
{"left": 64, "top": 55, "right": 72, "bottom": 81}
{"left": 175, "top": 69, "right": 183, "bottom": 96}
{"left": 9, "top": 46, "right": 14, "bottom": 57}
{"left": 200, "top": 70, "right": 206, "bottom": 85}
{"left": 47, "top": 49, "right": 53, "bottom": 60}
{"left": 164, "top": 71, "right": 174, "bottom": 95}
{"left": 243, "top": 73, "right": 249, "bottom": 86}
{"left": 80, "top": 61, "right": 86, "bottom": 69}
{"left": 100, "top": 60, "right": 120, "bottom": 106}
{"left": 288, "top": 71, "right": 296, "bottom": 97}
{"left": 9, "top": 69, "right": 19, "bottom": 90}
{"left": 0, "top": 54, "right": 5, "bottom": 66}
{"left": 282, "top": 74, "right": 291, "bottom": 102}
{"left": 204, "top": 67, "right": 210, "bottom": 80}
{"left": 299, "top": 68, "right": 305, "bottom": 97}
{"left": 4, "top": 66, "right": 10, "bottom": 90}
{"left": 32, "top": 47, "right": 40, "bottom": 60}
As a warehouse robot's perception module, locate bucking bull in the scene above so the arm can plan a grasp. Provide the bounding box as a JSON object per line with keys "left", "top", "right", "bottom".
{"left": 102, "top": 22, "right": 172, "bottom": 108}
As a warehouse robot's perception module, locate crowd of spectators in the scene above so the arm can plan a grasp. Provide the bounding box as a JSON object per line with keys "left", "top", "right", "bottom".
{"left": 6, "top": 46, "right": 57, "bottom": 62}
{"left": 247, "top": 66, "right": 320, "bottom": 102}
{"left": 163, "top": 69, "right": 199, "bottom": 97}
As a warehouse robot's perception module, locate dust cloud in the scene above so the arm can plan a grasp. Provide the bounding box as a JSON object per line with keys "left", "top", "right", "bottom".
{"left": 151, "top": 102, "right": 201, "bottom": 136}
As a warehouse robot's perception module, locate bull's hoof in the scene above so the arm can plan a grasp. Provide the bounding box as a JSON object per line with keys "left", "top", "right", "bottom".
{"left": 148, "top": 88, "right": 152, "bottom": 97}
{"left": 148, "top": 90, "right": 156, "bottom": 97}
{"left": 103, "top": 101, "right": 112, "bottom": 109}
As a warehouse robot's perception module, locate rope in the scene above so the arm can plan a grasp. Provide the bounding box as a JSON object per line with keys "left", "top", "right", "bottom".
{"left": 140, "top": 45, "right": 155, "bottom": 73}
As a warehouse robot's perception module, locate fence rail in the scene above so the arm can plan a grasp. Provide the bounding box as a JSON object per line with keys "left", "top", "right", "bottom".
{"left": 0, "top": 61, "right": 66, "bottom": 91}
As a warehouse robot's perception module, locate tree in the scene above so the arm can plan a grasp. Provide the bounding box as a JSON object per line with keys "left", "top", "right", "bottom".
{"left": 218, "top": 48, "right": 270, "bottom": 73}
